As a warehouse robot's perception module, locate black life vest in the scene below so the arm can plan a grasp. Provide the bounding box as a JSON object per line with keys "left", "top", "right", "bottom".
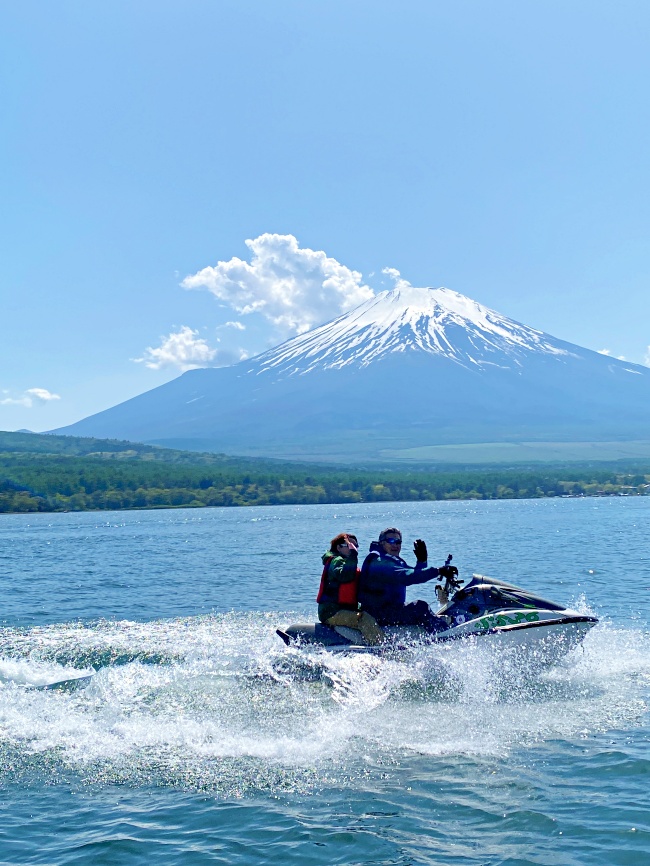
{"left": 316, "top": 554, "right": 359, "bottom": 608}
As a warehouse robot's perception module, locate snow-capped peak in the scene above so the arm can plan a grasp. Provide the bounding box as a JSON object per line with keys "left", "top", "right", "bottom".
{"left": 249, "top": 285, "right": 570, "bottom": 376}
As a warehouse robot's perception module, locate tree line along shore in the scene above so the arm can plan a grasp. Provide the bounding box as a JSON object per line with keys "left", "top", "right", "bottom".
{"left": 1, "top": 431, "right": 649, "bottom": 514}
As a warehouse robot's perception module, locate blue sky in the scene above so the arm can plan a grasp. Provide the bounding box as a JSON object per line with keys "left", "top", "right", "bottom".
{"left": 2, "top": 0, "right": 649, "bottom": 432}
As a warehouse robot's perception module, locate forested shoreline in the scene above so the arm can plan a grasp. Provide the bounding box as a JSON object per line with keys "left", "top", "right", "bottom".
{"left": 1, "top": 434, "right": 649, "bottom": 514}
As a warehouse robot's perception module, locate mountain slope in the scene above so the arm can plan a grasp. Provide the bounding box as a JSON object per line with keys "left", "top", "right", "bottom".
{"left": 55, "top": 287, "right": 650, "bottom": 460}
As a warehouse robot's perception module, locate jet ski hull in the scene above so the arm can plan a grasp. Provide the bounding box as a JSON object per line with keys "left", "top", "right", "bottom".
{"left": 453, "top": 615, "right": 597, "bottom": 667}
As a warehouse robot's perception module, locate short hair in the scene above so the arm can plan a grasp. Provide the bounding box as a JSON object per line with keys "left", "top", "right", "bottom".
{"left": 379, "top": 527, "right": 401, "bottom": 542}
{"left": 329, "top": 532, "right": 358, "bottom": 554}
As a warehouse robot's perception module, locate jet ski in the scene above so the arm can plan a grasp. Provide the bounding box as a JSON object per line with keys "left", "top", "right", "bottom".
{"left": 277, "top": 568, "right": 598, "bottom": 667}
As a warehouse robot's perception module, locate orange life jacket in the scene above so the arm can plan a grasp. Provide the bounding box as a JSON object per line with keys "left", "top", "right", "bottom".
{"left": 316, "top": 554, "right": 359, "bottom": 609}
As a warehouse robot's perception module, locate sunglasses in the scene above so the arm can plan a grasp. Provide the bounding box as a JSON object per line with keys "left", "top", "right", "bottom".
{"left": 383, "top": 537, "right": 402, "bottom": 545}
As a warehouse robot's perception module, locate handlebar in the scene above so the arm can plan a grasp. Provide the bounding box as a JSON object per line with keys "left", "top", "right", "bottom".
{"left": 439, "top": 553, "right": 464, "bottom": 594}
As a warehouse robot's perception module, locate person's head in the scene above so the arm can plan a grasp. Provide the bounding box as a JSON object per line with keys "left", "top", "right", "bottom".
{"left": 379, "top": 527, "right": 402, "bottom": 556}
{"left": 330, "top": 532, "right": 358, "bottom": 558}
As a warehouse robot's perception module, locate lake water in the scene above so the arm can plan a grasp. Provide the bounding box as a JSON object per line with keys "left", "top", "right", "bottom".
{"left": 0, "top": 498, "right": 648, "bottom": 865}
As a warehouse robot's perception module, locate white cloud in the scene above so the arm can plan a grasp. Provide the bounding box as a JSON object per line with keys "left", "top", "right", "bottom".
{"left": 222, "top": 321, "right": 246, "bottom": 331}
{"left": 598, "top": 348, "right": 627, "bottom": 361}
{"left": 133, "top": 326, "right": 248, "bottom": 372}
{"left": 0, "top": 388, "right": 61, "bottom": 407}
{"left": 182, "top": 233, "right": 375, "bottom": 336}
{"left": 382, "top": 266, "right": 412, "bottom": 291}
{"left": 133, "top": 326, "right": 218, "bottom": 372}
{"left": 26, "top": 388, "right": 61, "bottom": 402}
{"left": 0, "top": 395, "right": 31, "bottom": 407}
{"left": 645, "top": 346, "right": 650, "bottom": 367}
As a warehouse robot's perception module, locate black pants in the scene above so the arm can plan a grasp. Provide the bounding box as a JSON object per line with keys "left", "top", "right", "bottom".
{"left": 377, "top": 600, "right": 448, "bottom": 632}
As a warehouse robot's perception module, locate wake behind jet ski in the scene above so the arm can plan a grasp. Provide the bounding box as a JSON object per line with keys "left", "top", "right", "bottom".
{"left": 277, "top": 566, "right": 598, "bottom": 667}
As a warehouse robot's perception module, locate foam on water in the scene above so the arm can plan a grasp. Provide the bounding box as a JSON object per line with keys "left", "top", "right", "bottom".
{"left": 0, "top": 611, "right": 648, "bottom": 797}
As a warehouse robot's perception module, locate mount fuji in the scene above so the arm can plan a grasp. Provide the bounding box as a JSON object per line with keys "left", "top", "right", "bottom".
{"left": 55, "top": 287, "right": 650, "bottom": 461}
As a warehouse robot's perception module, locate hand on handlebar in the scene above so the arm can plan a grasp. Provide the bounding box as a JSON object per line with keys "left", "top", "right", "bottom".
{"left": 438, "top": 564, "right": 461, "bottom": 589}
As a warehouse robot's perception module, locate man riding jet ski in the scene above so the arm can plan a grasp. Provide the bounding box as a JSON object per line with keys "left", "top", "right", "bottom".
{"left": 277, "top": 529, "right": 598, "bottom": 664}
{"left": 357, "top": 527, "right": 459, "bottom": 632}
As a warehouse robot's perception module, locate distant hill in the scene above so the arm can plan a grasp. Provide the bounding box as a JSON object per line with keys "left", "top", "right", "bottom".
{"left": 0, "top": 430, "right": 161, "bottom": 457}
{"left": 0, "top": 430, "right": 206, "bottom": 460}
{"left": 0, "top": 430, "right": 290, "bottom": 468}
{"left": 54, "top": 286, "right": 650, "bottom": 462}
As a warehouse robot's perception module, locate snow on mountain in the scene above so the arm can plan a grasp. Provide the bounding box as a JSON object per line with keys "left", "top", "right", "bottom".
{"left": 54, "top": 284, "right": 650, "bottom": 461}
{"left": 250, "top": 286, "right": 571, "bottom": 377}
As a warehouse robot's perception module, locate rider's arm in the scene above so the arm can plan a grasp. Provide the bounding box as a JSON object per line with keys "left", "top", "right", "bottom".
{"left": 370, "top": 557, "right": 440, "bottom": 587}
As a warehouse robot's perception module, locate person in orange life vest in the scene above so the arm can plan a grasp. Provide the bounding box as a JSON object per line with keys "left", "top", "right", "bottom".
{"left": 317, "top": 532, "right": 384, "bottom": 645}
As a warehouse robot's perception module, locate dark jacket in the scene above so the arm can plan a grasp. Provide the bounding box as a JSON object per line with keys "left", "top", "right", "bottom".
{"left": 358, "top": 541, "right": 440, "bottom": 622}
{"left": 317, "top": 550, "right": 359, "bottom": 622}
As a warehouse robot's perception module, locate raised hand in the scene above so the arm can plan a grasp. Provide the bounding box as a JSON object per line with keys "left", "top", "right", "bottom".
{"left": 413, "top": 539, "right": 428, "bottom": 562}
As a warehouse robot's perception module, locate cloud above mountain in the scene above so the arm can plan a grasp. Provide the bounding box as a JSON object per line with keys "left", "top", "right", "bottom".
{"left": 133, "top": 326, "right": 247, "bottom": 372}
{"left": 381, "top": 267, "right": 412, "bottom": 291}
{"left": 181, "top": 233, "right": 375, "bottom": 336}
{"left": 134, "top": 237, "right": 410, "bottom": 374}
{"left": 1, "top": 388, "right": 61, "bottom": 408}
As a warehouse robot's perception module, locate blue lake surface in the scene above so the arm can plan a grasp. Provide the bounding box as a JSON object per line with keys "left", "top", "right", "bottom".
{"left": 0, "top": 497, "right": 648, "bottom": 864}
